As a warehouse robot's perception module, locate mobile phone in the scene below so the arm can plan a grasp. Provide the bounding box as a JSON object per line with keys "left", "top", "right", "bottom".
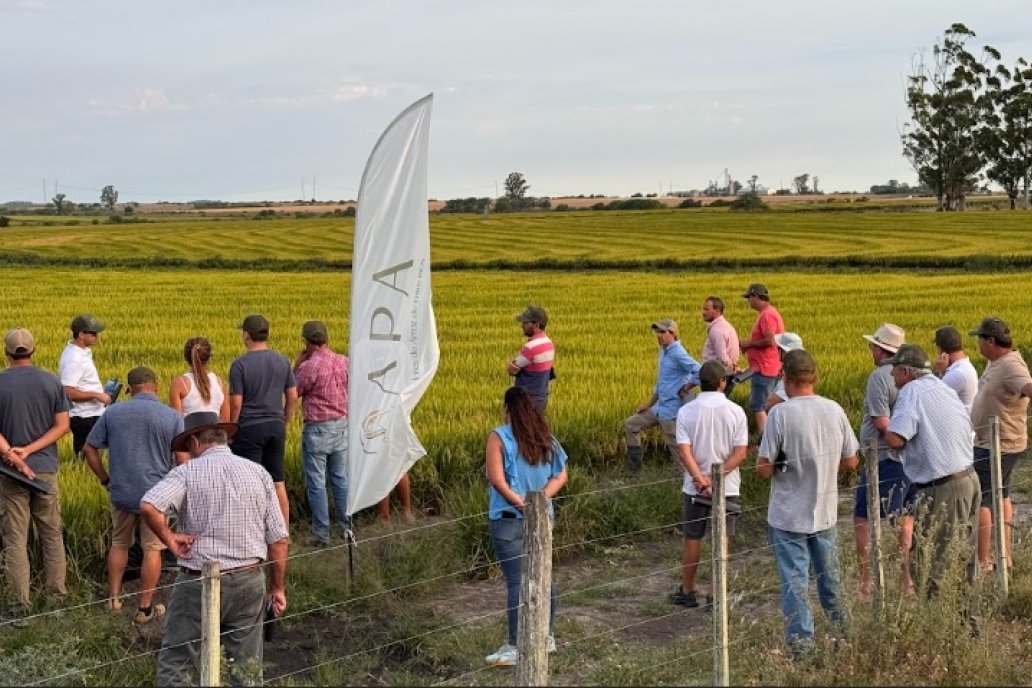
{"left": 264, "top": 601, "right": 278, "bottom": 641}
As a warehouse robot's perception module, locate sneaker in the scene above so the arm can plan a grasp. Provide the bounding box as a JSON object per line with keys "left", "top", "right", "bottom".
{"left": 668, "top": 586, "right": 699, "bottom": 608}
{"left": 546, "top": 635, "right": 557, "bottom": 654}
{"left": 307, "top": 536, "right": 330, "bottom": 548}
{"left": 485, "top": 643, "right": 518, "bottom": 667}
{"left": 133, "top": 603, "right": 166, "bottom": 625}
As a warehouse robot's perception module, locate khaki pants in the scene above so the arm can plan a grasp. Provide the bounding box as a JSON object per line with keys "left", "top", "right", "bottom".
{"left": 912, "top": 471, "right": 980, "bottom": 596}
{"left": 0, "top": 473, "right": 67, "bottom": 609}
{"left": 624, "top": 409, "right": 679, "bottom": 461}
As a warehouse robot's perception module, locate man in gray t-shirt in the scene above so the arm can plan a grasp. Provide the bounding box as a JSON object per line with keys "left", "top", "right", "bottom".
{"left": 757, "top": 349, "right": 859, "bottom": 658}
{"left": 0, "top": 328, "right": 70, "bottom": 612}
{"left": 84, "top": 366, "right": 183, "bottom": 621}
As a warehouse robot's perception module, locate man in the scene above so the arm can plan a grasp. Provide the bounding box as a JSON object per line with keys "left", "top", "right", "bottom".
{"left": 934, "top": 325, "right": 978, "bottom": 413}
{"left": 0, "top": 328, "right": 70, "bottom": 617}
{"left": 142, "top": 412, "right": 289, "bottom": 686}
{"left": 294, "top": 320, "right": 351, "bottom": 547}
{"left": 758, "top": 349, "right": 858, "bottom": 658}
{"left": 700, "top": 296, "right": 740, "bottom": 370}
{"left": 58, "top": 313, "right": 110, "bottom": 457}
{"left": 670, "top": 360, "right": 747, "bottom": 608}
{"left": 764, "top": 332, "right": 804, "bottom": 410}
{"left": 740, "top": 283, "right": 785, "bottom": 435}
{"left": 229, "top": 313, "right": 298, "bottom": 524}
{"left": 83, "top": 366, "right": 184, "bottom": 623}
{"left": 968, "top": 316, "right": 1032, "bottom": 572}
{"left": 854, "top": 323, "right": 914, "bottom": 600}
{"left": 884, "top": 344, "right": 979, "bottom": 596}
{"left": 624, "top": 318, "right": 701, "bottom": 476}
{"left": 507, "top": 304, "right": 555, "bottom": 411}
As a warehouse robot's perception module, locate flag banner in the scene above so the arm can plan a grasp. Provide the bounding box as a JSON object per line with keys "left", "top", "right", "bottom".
{"left": 347, "top": 94, "right": 438, "bottom": 515}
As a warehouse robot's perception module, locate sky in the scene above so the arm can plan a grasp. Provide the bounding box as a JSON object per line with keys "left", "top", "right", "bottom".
{"left": 3, "top": 0, "right": 1030, "bottom": 204}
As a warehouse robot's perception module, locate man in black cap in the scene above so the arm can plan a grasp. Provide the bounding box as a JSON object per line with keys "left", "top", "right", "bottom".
{"left": 968, "top": 316, "right": 1032, "bottom": 572}
{"left": 507, "top": 304, "right": 555, "bottom": 411}
{"left": 58, "top": 313, "right": 110, "bottom": 457}
{"left": 740, "top": 284, "right": 785, "bottom": 436}
{"left": 229, "top": 313, "right": 298, "bottom": 524}
{"left": 142, "top": 412, "right": 289, "bottom": 685}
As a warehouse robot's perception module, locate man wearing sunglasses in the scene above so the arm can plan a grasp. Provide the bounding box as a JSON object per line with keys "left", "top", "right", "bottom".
{"left": 58, "top": 314, "right": 111, "bottom": 458}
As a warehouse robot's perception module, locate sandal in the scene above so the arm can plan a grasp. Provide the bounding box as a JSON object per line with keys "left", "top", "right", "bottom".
{"left": 133, "top": 603, "right": 166, "bottom": 624}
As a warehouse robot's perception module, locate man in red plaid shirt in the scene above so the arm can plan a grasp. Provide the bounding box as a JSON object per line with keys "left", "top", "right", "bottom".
{"left": 294, "top": 320, "right": 351, "bottom": 546}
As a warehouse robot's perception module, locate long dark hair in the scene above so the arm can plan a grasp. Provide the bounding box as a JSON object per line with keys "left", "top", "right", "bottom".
{"left": 183, "top": 337, "right": 213, "bottom": 403}
{"left": 504, "top": 387, "right": 554, "bottom": 465}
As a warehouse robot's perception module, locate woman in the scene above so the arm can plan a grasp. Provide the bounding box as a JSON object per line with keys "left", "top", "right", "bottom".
{"left": 484, "top": 386, "right": 569, "bottom": 667}
{"left": 169, "top": 337, "right": 229, "bottom": 421}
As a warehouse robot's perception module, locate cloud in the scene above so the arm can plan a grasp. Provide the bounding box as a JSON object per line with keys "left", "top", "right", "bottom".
{"left": 249, "top": 80, "right": 388, "bottom": 108}
{"left": 88, "top": 88, "right": 178, "bottom": 114}
{"left": 0, "top": 0, "right": 57, "bottom": 14}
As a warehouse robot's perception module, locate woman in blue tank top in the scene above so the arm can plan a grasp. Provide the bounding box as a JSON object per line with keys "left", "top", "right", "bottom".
{"left": 484, "top": 387, "right": 569, "bottom": 667}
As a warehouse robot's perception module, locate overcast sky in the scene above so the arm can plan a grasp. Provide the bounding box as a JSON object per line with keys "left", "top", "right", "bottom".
{"left": 3, "top": 0, "right": 1030, "bottom": 203}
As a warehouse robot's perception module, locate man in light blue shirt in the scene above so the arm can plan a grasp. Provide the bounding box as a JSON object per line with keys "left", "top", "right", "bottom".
{"left": 624, "top": 318, "right": 701, "bottom": 475}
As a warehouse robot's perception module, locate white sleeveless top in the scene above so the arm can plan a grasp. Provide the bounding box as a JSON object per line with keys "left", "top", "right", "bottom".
{"left": 181, "top": 371, "right": 225, "bottom": 415}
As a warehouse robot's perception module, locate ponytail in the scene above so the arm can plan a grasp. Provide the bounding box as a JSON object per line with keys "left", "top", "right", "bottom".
{"left": 183, "top": 337, "right": 213, "bottom": 403}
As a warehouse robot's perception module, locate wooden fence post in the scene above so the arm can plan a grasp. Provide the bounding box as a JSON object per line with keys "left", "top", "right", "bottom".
{"left": 866, "top": 439, "right": 885, "bottom": 609}
{"left": 516, "top": 491, "right": 551, "bottom": 687}
{"left": 989, "top": 416, "right": 1009, "bottom": 598}
{"left": 200, "top": 562, "right": 221, "bottom": 687}
{"left": 711, "top": 462, "right": 729, "bottom": 688}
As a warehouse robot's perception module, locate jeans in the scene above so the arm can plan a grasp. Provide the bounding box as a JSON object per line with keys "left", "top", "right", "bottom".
{"left": 489, "top": 517, "right": 557, "bottom": 645}
{"left": 768, "top": 526, "right": 846, "bottom": 652}
{"left": 301, "top": 419, "right": 351, "bottom": 542}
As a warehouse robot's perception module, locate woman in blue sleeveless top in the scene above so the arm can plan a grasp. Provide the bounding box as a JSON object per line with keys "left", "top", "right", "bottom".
{"left": 484, "top": 387, "right": 569, "bottom": 667}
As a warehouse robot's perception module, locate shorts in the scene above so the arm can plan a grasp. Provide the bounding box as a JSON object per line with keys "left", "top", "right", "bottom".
{"left": 111, "top": 508, "right": 166, "bottom": 550}
{"left": 974, "top": 446, "right": 1024, "bottom": 508}
{"left": 854, "top": 458, "right": 916, "bottom": 519}
{"left": 749, "top": 374, "right": 777, "bottom": 412}
{"left": 231, "top": 420, "right": 286, "bottom": 482}
{"left": 70, "top": 415, "right": 100, "bottom": 456}
{"left": 682, "top": 493, "right": 739, "bottom": 540}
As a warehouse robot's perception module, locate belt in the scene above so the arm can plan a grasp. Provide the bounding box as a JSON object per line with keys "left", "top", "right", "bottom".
{"left": 914, "top": 466, "right": 975, "bottom": 490}
{"left": 180, "top": 562, "right": 261, "bottom": 576}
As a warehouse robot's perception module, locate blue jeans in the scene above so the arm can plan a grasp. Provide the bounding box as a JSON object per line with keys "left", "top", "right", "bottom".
{"left": 489, "top": 517, "right": 557, "bottom": 645}
{"left": 301, "top": 419, "right": 351, "bottom": 542}
{"left": 768, "top": 526, "right": 846, "bottom": 653}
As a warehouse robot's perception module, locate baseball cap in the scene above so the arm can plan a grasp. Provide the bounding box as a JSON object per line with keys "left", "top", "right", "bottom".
{"left": 934, "top": 325, "right": 963, "bottom": 352}
{"left": 969, "top": 316, "right": 1010, "bottom": 339}
{"left": 775, "top": 332, "right": 804, "bottom": 352}
{"left": 71, "top": 314, "right": 106, "bottom": 335}
{"left": 884, "top": 343, "right": 932, "bottom": 370}
{"left": 862, "top": 323, "right": 905, "bottom": 354}
{"left": 239, "top": 313, "right": 270, "bottom": 337}
{"left": 4, "top": 328, "right": 35, "bottom": 356}
{"left": 127, "top": 366, "right": 157, "bottom": 386}
{"left": 301, "top": 320, "right": 329, "bottom": 344}
{"left": 742, "top": 283, "right": 769, "bottom": 299}
{"left": 515, "top": 304, "right": 548, "bottom": 329}
{"left": 782, "top": 349, "right": 817, "bottom": 379}
{"left": 698, "top": 360, "right": 732, "bottom": 388}
{"left": 651, "top": 318, "right": 678, "bottom": 336}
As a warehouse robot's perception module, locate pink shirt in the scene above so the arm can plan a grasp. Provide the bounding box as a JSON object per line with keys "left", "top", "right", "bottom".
{"left": 746, "top": 305, "right": 785, "bottom": 377}
{"left": 295, "top": 348, "right": 349, "bottom": 423}
{"left": 702, "top": 315, "right": 740, "bottom": 369}
{"left": 514, "top": 334, "right": 555, "bottom": 373}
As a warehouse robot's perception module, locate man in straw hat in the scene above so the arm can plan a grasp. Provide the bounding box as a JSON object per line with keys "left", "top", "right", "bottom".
{"left": 141, "top": 411, "right": 289, "bottom": 685}
{"left": 0, "top": 328, "right": 70, "bottom": 622}
{"left": 854, "top": 323, "right": 915, "bottom": 600}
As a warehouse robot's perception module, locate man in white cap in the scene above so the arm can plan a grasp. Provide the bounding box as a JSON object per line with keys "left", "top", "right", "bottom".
{"left": 624, "top": 318, "right": 701, "bottom": 475}
{"left": 854, "top": 322, "right": 914, "bottom": 600}
{"left": 764, "top": 332, "right": 804, "bottom": 411}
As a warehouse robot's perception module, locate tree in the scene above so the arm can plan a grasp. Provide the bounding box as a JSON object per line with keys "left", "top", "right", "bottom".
{"left": 982, "top": 57, "right": 1032, "bottom": 209}
{"left": 902, "top": 24, "right": 995, "bottom": 211}
{"left": 812, "top": 175, "right": 821, "bottom": 194}
{"left": 52, "top": 193, "right": 68, "bottom": 215}
{"left": 100, "top": 185, "right": 118, "bottom": 210}
{"left": 729, "top": 192, "right": 769, "bottom": 212}
{"left": 748, "top": 175, "right": 759, "bottom": 193}
{"left": 792, "top": 174, "right": 810, "bottom": 194}
{"left": 504, "top": 172, "right": 529, "bottom": 204}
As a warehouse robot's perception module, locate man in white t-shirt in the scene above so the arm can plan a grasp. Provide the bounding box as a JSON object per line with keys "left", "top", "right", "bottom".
{"left": 58, "top": 314, "right": 111, "bottom": 457}
{"left": 933, "top": 325, "right": 978, "bottom": 413}
{"left": 669, "top": 360, "right": 748, "bottom": 608}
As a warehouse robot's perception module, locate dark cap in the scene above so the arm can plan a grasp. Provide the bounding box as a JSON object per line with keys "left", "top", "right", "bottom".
{"left": 301, "top": 320, "right": 328, "bottom": 344}
{"left": 782, "top": 349, "right": 817, "bottom": 379}
{"left": 71, "top": 314, "right": 106, "bottom": 335}
{"left": 127, "top": 366, "right": 157, "bottom": 387}
{"left": 884, "top": 343, "right": 932, "bottom": 370}
{"left": 969, "top": 316, "right": 1010, "bottom": 340}
{"left": 238, "top": 313, "right": 270, "bottom": 337}
{"left": 171, "top": 412, "right": 239, "bottom": 453}
{"left": 4, "top": 328, "right": 35, "bottom": 356}
{"left": 934, "top": 326, "right": 963, "bottom": 353}
{"left": 515, "top": 304, "right": 548, "bottom": 329}
{"left": 698, "top": 360, "right": 732, "bottom": 389}
{"left": 742, "top": 283, "right": 769, "bottom": 299}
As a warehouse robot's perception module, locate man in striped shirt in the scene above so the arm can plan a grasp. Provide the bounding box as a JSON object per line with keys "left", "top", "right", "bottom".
{"left": 508, "top": 304, "right": 555, "bottom": 411}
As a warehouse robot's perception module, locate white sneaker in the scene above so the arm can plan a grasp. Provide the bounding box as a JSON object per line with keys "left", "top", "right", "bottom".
{"left": 547, "top": 635, "right": 557, "bottom": 653}
{"left": 485, "top": 643, "right": 518, "bottom": 667}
